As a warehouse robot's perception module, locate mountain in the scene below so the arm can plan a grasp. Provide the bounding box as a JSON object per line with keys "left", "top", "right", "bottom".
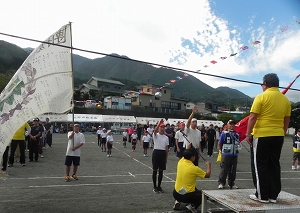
{"left": 73, "top": 53, "right": 252, "bottom": 105}
{"left": 0, "top": 41, "right": 252, "bottom": 106}
{"left": 216, "top": 87, "right": 253, "bottom": 107}
{"left": 0, "top": 40, "right": 29, "bottom": 74}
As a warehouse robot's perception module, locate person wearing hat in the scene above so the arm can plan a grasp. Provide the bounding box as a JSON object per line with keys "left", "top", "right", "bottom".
{"left": 218, "top": 120, "right": 240, "bottom": 189}
{"left": 100, "top": 128, "right": 107, "bottom": 152}
{"left": 246, "top": 73, "right": 291, "bottom": 203}
{"left": 185, "top": 106, "right": 201, "bottom": 166}
{"left": 131, "top": 130, "right": 138, "bottom": 152}
{"left": 142, "top": 130, "right": 151, "bottom": 156}
{"left": 292, "top": 129, "right": 300, "bottom": 170}
{"left": 106, "top": 130, "right": 113, "bottom": 157}
{"left": 96, "top": 126, "right": 103, "bottom": 148}
{"left": 174, "top": 122, "right": 186, "bottom": 160}
{"left": 205, "top": 124, "right": 216, "bottom": 157}
{"left": 65, "top": 124, "right": 85, "bottom": 181}
{"left": 28, "top": 118, "right": 44, "bottom": 162}
{"left": 152, "top": 119, "right": 169, "bottom": 193}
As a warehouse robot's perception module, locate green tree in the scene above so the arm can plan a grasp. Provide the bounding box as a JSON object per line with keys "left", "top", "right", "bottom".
{"left": 89, "top": 90, "right": 96, "bottom": 99}
{"left": 217, "top": 113, "right": 235, "bottom": 124}
{"left": 82, "top": 92, "right": 89, "bottom": 100}
{"left": 73, "top": 90, "right": 81, "bottom": 100}
{"left": 289, "top": 102, "right": 300, "bottom": 132}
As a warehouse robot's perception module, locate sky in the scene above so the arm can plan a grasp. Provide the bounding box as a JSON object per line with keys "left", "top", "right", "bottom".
{"left": 1, "top": 0, "right": 300, "bottom": 101}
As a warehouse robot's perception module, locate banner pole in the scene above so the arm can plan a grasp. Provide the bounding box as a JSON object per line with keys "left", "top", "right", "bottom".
{"left": 69, "top": 21, "right": 75, "bottom": 148}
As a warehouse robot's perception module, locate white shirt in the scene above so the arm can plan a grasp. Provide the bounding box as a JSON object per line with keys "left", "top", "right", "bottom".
{"left": 153, "top": 132, "right": 169, "bottom": 150}
{"left": 142, "top": 135, "right": 151, "bottom": 143}
{"left": 184, "top": 127, "right": 201, "bottom": 149}
{"left": 66, "top": 132, "right": 85, "bottom": 156}
{"left": 216, "top": 131, "right": 220, "bottom": 140}
{"left": 175, "top": 130, "right": 187, "bottom": 143}
{"left": 147, "top": 127, "right": 154, "bottom": 135}
{"left": 122, "top": 132, "right": 128, "bottom": 137}
{"left": 131, "top": 133, "right": 138, "bottom": 140}
{"left": 101, "top": 132, "right": 107, "bottom": 138}
{"left": 97, "top": 129, "right": 103, "bottom": 135}
{"left": 107, "top": 135, "right": 113, "bottom": 143}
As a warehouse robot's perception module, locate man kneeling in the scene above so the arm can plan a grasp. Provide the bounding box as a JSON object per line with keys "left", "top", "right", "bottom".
{"left": 173, "top": 144, "right": 211, "bottom": 213}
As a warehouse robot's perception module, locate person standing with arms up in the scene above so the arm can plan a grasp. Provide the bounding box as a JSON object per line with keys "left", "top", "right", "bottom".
{"left": 185, "top": 106, "right": 201, "bottom": 166}
{"left": 246, "top": 73, "right": 291, "bottom": 203}
{"left": 152, "top": 119, "right": 169, "bottom": 193}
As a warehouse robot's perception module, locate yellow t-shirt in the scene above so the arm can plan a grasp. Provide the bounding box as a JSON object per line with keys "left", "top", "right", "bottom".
{"left": 12, "top": 123, "right": 30, "bottom": 140}
{"left": 174, "top": 158, "right": 206, "bottom": 193}
{"left": 250, "top": 88, "right": 291, "bottom": 137}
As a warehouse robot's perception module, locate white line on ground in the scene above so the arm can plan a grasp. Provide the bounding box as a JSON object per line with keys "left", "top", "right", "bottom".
{"left": 128, "top": 172, "right": 136, "bottom": 178}
{"left": 113, "top": 146, "right": 175, "bottom": 182}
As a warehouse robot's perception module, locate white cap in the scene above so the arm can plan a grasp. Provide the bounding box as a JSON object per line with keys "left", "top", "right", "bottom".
{"left": 191, "top": 118, "right": 197, "bottom": 122}
{"left": 103, "top": 128, "right": 106, "bottom": 131}
{"left": 107, "top": 130, "right": 112, "bottom": 134}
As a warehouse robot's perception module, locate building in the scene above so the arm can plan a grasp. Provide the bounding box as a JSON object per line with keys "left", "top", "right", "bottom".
{"left": 104, "top": 96, "right": 132, "bottom": 110}
{"left": 79, "top": 77, "right": 125, "bottom": 98}
{"left": 130, "top": 84, "right": 187, "bottom": 113}
{"left": 186, "top": 102, "right": 219, "bottom": 115}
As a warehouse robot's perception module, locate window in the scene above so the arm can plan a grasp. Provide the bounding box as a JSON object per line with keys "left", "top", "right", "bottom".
{"left": 161, "top": 101, "right": 171, "bottom": 108}
{"left": 112, "top": 102, "right": 118, "bottom": 105}
{"left": 125, "top": 103, "right": 131, "bottom": 106}
{"left": 164, "top": 90, "right": 166, "bottom": 94}
{"left": 131, "top": 97, "right": 137, "bottom": 102}
{"left": 105, "top": 85, "right": 110, "bottom": 88}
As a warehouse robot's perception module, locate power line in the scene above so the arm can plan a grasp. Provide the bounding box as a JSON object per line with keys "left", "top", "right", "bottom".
{"left": 1, "top": 31, "right": 300, "bottom": 92}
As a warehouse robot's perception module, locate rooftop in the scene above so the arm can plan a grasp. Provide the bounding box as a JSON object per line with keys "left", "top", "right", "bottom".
{"left": 88, "top": 77, "right": 125, "bottom": 86}
{"left": 80, "top": 84, "right": 123, "bottom": 94}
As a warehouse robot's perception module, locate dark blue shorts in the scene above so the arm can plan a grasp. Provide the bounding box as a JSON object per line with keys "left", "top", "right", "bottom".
{"left": 176, "top": 142, "right": 185, "bottom": 158}
{"left": 65, "top": 156, "right": 80, "bottom": 166}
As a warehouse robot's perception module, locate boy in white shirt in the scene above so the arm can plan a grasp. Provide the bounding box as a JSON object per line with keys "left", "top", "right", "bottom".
{"left": 175, "top": 122, "right": 186, "bottom": 160}
{"left": 65, "top": 124, "right": 85, "bottom": 182}
{"left": 106, "top": 130, "right": 113, "bottom": 157}
{"left": 100, "top": 128, "right": 107, "bottom": 152}
{"left": 131, "top": 130, "right": 138, "bottom": 152}
{"left": 142, "top": 131, "right": 151, "bottom": 157}
{"left": 96, "top": 126, "right": 103, "bottom": 148}
{"left": 122, "top": 129, "right": 128, "bottom": 148}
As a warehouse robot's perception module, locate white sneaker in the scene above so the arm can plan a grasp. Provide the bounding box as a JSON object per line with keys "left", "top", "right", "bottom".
{"left": 186, "top": 203, "right": 197, "bottom": 213}
{"left": 228, "top": 185, "right": 239, "bottom": 189}
{"left": 107, "top": 155, "right": 110, "bottom": 157}
{"left": 292, "top": 166, "right": 296, "bottom": 170}
{"left": 218, "top": 184, "right": 224, "bottom": 189}
{"left": 173, "top": 200, "right": 180, "bottom": 210}
{"left": 143, "top": 154, "right": 146, "bottom": 157}
{"left": 249, "top": 194, "right": 269, "bottom": 203}
{"left": 109, "top": 155, "right": 112, "bottom": 157}
{"left": 40, "top": 155, "right": 44, "bottom": 158}
{"left": 269, "top": 199, "right": 277, "bottom": 204}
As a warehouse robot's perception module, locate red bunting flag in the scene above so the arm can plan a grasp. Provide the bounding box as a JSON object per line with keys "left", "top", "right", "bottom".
{"left": 210, "top": 60, "right": 217, "bottom": 64}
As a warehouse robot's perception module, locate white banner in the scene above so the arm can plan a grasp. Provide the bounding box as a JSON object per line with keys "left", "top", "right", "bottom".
{"left": 0, "top": 24, "right": 73, "bottom": 157}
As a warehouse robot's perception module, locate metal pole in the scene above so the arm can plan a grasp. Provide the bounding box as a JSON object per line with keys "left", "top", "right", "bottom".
{"left": 69, "top": 21, "right": 75, "bottom": 148}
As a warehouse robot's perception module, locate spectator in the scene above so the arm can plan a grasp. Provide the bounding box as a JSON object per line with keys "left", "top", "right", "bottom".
{"left": 44, "top": 118, "right": 53, "bottom": 147}
{"left": 205, "top": 124, "right": 216, "bottom": 157}
{"left": 199, "top": 125, "right": 206, "bottom": 153}
{"left": 28, "top": 118, "right": 43, "bottom": 162}
{"left": 175, "top": 122, "right": 186, "bottom": 160}
{"left": 292, "top": 129, "right": 300, "bottom": 170}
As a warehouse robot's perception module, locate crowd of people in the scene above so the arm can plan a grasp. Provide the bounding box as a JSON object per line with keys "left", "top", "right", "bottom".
{"left": 1, "top": 73, "right": 296, "bottom": 212}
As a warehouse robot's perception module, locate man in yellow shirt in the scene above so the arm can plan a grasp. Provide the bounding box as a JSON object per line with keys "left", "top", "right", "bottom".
{"left": 246, "top": 73, "right": 291, "bottom": 204}
{"left": 8, "top": 122, "right": 31, "bottom": 167}
{"left": 173, "top": 143, "right": 211, "bottom": 212}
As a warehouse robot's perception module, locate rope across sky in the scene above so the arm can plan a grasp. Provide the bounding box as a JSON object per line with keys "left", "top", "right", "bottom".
{"left": 0, "top": 31, "right": 299, "bottom": 92}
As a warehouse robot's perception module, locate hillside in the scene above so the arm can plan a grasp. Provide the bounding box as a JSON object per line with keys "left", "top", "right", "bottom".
{"left": 0, "top": 40, "right": 29, "bottom": 74}
{"left": 0, "top": 41, "right": 252, "bottom": 106}
{"left": 216, "top": 87, "right": 253, "bottom": 106}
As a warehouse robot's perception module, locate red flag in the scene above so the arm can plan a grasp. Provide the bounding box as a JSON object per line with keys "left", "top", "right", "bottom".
{"left": 235, "top": 74, "right": 300, "bottom": 141}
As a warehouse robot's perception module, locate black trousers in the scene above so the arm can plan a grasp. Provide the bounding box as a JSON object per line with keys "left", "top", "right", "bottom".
{"left": 9, "top": 140, "right": 26, "bottom": 165}
{"left": 173, "top": 189, "right": 202, "bottom": 209}
{"left": 218, "top": 156, "right": 238, "bottom": 187}
{"left": 200, "top": 140, "right": 206, "bottom": 152}
{"left": 252, "top": 136, "right": 283, "bottom": 200}
{"left": 207, "top": 139, "right": 214, "bottom": 156}
{"left": 2, "top": 146, "right": 9, "bottom": 171}
{"left": 29, "top": 138, "right": 39, "bottom": 161}
{"left": 46, "top": 133, "right": 52, "bottom": 147}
